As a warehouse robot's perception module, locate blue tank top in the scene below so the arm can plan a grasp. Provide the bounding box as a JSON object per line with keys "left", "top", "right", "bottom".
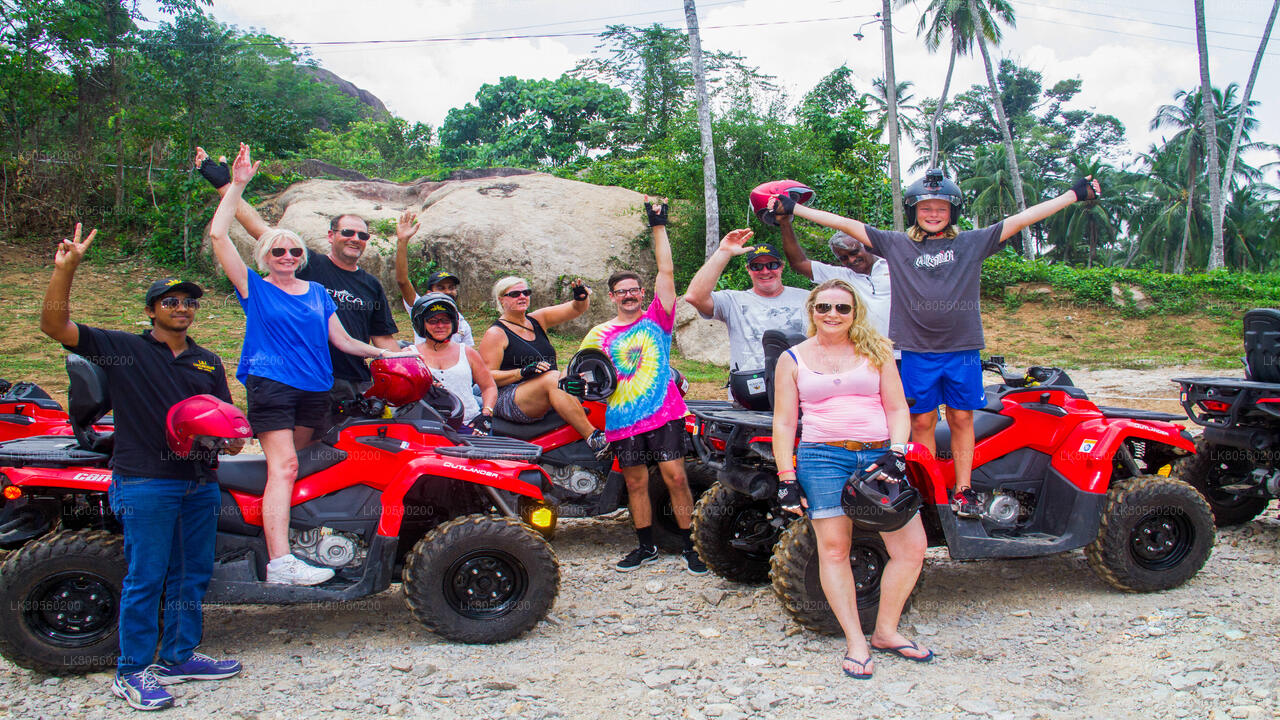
{"left": 236, "top": 271, "right": 338, "bottom": 392}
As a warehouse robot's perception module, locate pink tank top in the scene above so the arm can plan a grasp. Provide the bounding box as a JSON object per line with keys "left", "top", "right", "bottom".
{"left": 789, "top": 348, "right": 889, "bottom": 444}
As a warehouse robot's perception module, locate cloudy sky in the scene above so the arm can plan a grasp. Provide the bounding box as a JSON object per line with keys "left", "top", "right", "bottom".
{"left": 186, "top": 0, "right": 1278, "bottom": 175}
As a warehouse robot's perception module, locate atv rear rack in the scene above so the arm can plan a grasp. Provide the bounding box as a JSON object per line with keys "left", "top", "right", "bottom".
{"left": 434, "top": 435, "right": 543, "bottom": 462}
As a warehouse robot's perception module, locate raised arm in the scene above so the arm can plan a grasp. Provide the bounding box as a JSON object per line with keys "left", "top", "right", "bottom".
{"left": 394, "top": 209, "right": 420, "bottom": 305}
{"left": 777, "top": 214, "right": 814, "bottom": 279}
{"left": 195, "top": 146, "right": 270, "bottom": 241}
{"left": 531, "top": 279, "right": 590, "bottom": 328}
{"left": 776, "top": 196, "right": 872, "bottom": 248}
{"left": 645, "top": 198, "right": 677, "bottom": 312}
{"left": 682, "top": 228, "right": 754, "bottom": 316}
{"left": 40, "top": 223, "right": 96, "bottom": 347}
{"left": 208, "top": 143, "right": 257, "bottom": 297}
{"left": 1000, "top": 176, "right": 1100, "bottom": 242}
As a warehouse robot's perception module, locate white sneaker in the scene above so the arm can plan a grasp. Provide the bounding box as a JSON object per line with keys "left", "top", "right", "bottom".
{"left": 266, "top": 554, "right": 334, "bottom": 586}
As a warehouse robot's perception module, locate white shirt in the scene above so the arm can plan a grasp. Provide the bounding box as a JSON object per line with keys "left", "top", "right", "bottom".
{"left": 810, "top": 258, "right": 897, "bottom": 357}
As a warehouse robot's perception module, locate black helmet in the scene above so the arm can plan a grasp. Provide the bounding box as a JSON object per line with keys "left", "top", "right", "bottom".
{"left": 903, "top": 168, "right": 963, "bottom": 227}
{"left": 411, "top": 292, "right": 459, "bottom": 340}
{"left": 841, "top": 464, "right": 921, "bottom": 532}
{"left": 563, "top": 348, "right": 617, "bottom": 402}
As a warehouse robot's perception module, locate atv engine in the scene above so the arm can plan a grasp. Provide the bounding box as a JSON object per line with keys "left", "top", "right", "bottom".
{"left": 291, "top": 527, "right": 367, "bottom": 569}
{"left": 545, "top": 465, "right": 604, "bottom": 496}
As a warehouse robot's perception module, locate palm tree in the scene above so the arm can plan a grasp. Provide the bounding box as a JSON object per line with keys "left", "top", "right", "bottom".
{"left": 865, "top": 78, "right": 924, "bottom": 146}
{"left": 961, "top": 143, "right": 1036, "bottom": 233}
{"left": 683, "top": 0, "right": 719, "bottom": 259}
{"left": 1193, "top": 0, "right": 1225, "bottom": 269}
{"left": 1220, "top": 0, "right": 1278, "bottom": 258}
{"left": 881, "top": 0, "right": 904, "bottom": 231}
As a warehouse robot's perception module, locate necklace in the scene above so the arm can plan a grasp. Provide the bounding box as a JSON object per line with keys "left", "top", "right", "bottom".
{"left": 499, "top": 317, "right": 536, "bottom": 334}
{"left": 812, "top": 344, "right": 856, "bottom": 383}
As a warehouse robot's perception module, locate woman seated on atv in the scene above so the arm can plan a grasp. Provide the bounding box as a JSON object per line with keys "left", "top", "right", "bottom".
{"left": 478, "top": 276, "right": 607, "bottom": 453}
{"left": 771, "top": 279, "right": 931, "bottom": 678}
{"left": 410, "top": 292, "right": 496, "bottom": 433}
{"left": 210, "top": 143, "right": 413, "bottom": 587}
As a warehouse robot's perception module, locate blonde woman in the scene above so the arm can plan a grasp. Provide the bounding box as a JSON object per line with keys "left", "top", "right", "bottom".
{"left": 477, "top": 276, "right": 606, "bottom": 452}
{"left": 209, "top": 143, "right": 411, "bottom": 586}
{"left": 771, "top": 279, "right": 929, "bottom": 679}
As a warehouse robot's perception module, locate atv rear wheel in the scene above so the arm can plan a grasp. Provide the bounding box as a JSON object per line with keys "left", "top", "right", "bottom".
{"left": 1086, "top": 475, "right": 1215, "bottom": 593}
{"left": 1177, "top": 440, "right": 1269, "bottom": 526}
{"left": 647, "top": 465, "right": 711, "bottom": 553}
{"left": 403, "top": 514, "right": 559, "bottom": 643}
{"left": 691, "top": 482, "right": 784, "bottom": 584}
{"left": 770, "top": 520, "right": 911, "bottom": 635}
{"left": 0, "top": 529, "right": 123, "bottom": 674}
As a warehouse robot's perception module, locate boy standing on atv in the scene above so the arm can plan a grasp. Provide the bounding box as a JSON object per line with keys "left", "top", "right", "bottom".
{"left": 40, "top": 225, "right": 243, "bottom": 711}
{"left": 580, "top": 199, "right": 707, "bottom": 575}
{"left": 773, "top": 171, "right": 1099, "bottom": 517}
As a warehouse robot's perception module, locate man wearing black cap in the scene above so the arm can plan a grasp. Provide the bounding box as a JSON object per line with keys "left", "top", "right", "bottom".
{"left": 684, "top": 230, "right": 808, "bottom": 373}
{"left": 394, "top": 209, "right": 474, "bottom": 346}
{"left": 40, "top": 224, "right": 241, "bottom": 711}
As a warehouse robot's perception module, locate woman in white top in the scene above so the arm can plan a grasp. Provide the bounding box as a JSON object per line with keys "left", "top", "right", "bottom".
{"left": 410, "top": 293, "right": 496, "bottom": 432}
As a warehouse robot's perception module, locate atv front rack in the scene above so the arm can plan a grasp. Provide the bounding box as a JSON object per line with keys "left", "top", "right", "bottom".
{"left": 434, "top": 435, "right": 543, "bottom": 462}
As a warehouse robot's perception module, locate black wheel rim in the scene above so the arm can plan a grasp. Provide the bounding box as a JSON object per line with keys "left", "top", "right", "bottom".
{"left": 1129, "top": 510, "right": 1195, "bottom": 571}
{"left": 442, "top": 549, "right": 527, "bottom": 620}
{"left": 728, "top": 504, "right": 778, "bottom": 559}
{"left": 1203, "top": 458, "right": 1257, "bottom": 509}
{"left": 24, "top": 570, "right": 118, "bottom": 648}
{"left": 850, "top": 540, "right": 888, "bottom": 607}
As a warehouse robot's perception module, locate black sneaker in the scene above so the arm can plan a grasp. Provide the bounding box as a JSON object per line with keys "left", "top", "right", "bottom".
{"left": 952, "top": 487, "right": 982, "bottom": 519}
{"left": 615, "top": 545, "right": 659, "bottom": 572}
{"left": 683, "top": 549, "right": 708, "bottom": 576}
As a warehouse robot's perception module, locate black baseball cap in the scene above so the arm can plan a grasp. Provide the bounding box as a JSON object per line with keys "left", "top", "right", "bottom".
{"left": 745, "top": 243, "right": 783, "bottom": 263}
{"left": 426, "top": 270, "right": 460, "bottom": 288}
{"left": 145, "top": 278, "right": 204, "bottom": 307}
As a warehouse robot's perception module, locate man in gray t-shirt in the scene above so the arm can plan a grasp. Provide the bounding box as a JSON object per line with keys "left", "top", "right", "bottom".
{"left": 684, "top": 231, "right": 807, "bottom": 372}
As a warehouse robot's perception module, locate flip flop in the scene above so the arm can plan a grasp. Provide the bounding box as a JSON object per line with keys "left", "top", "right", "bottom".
{"left": 871, "top": 639, "right": 934, "bottom": 663}
{"left": 842, "top": 655, "right": 874, "bottom": 680}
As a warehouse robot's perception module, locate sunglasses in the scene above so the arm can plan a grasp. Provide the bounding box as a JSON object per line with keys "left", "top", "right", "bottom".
{"left": 503, "top": 289, "right": 533, "bottom": 298}
{"left": 270, "top": 247, "right": 304, "bottom": 258}
{"left": 611, "top": 287, "right": 643, "bottom": 297}
{"left": 813, "top": 303, "right": 853, "bottom": 315}
{"left": 158, "top": 297, "right": 200, "bottom": 309}
{"left": 747, "top": 261, "right": 782, "bottom": 272}
{"left": 338, "top": 228, "right": 371, "bottom": 241}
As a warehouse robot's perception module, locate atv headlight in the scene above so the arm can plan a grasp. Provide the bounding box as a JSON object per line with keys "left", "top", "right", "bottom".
{"left": 528, "top": 506, "right": 555, "bottom": 529}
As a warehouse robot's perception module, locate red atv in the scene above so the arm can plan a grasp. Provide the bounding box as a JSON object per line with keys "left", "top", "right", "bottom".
{"left": 689, "top": 334, "right": 1214, "bottom": 633}
{"left": 0, "top": 356, "right": 561, "bottom": 674}
{"left": 0, "top": 378, "right": 112, "bottom": 444}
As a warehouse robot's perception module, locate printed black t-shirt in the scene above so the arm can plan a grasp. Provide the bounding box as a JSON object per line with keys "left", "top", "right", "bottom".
{"left": 296, "top": 250, "right": 398, "bottom": 382}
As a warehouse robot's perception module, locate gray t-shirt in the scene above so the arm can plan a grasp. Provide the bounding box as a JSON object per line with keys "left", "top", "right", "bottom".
{"left": 702, "top": 287, "right": 809, "bottom": 370}
{"left": 865, "top": 223, "right": 1004, "bottom": 353}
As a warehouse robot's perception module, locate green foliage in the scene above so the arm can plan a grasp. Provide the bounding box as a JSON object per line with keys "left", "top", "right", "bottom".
{"left": 299, "top": 118, "right": 438, "bottom": 181}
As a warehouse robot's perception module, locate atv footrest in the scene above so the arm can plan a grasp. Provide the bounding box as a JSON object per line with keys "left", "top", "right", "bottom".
{"left": 434, "top": 435, "right": 543, "bottom": 462}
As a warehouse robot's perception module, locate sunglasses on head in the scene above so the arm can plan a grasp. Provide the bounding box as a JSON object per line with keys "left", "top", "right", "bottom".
{"left": 158, "top": 297, "right": 199, "bottom": 309}
{"left": 338, "top": 228, "right": 371, "bottom": 241}
{"left": 813, "top": 302, "right": 853, "bottom": 315}
{"left": 503, "top": 289, "right": 533, "bottom": 298}
{"left": 747, "top": 260, "right": 782, "bottom": 272}
{"left": 270, "top": 247, "right": 304, "bottom": 258}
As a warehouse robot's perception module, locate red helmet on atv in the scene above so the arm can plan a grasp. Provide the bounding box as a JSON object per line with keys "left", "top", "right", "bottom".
{"left": 749, "top": 180, "right": 815, "bottom": 227}
{"left": 165, "top": 394, "right": 252, "bottom": 459}
{"left": 365, "top": 356, "right": 432, "bottom": 406}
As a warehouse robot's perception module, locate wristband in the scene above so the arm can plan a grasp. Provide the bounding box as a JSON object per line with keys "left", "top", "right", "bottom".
{"left": 778, "top": 469, "right": 796, "bottom": 476}
{"left": 890, "top": 443, "right": 907, "bottom": 454}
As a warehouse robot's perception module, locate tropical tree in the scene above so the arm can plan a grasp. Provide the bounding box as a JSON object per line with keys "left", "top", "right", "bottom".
{"left": 960, "top": 143, "right": 1036, "bottom": 233}
{"left": 864, "top": 78, "right": 924, "bottom": 146}
{"left": 1193, "top": 0, "right": 1225, "bottom": 269}
{"left": 684, "top": 0, "right": 719, "bottom": 259}
{"left": 880, "top": 0, "right": 904, "bottom": 230}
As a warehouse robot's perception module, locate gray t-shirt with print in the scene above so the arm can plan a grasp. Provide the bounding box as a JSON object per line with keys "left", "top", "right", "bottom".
{"left": 865, "top": 222, "right": 1004, "bottom": 353}
{"left": 703, "top": 286, "right": 809, "bottom": 370}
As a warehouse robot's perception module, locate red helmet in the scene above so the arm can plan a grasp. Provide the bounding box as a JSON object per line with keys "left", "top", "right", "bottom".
{"left": 365, "top": 356, "right": 432, "bottom": 406}
{"left": 166, "top": 394, "right": 252, "bottom": 458}
{"left": 748, "top": 180, "right": 815, "bottom": 226}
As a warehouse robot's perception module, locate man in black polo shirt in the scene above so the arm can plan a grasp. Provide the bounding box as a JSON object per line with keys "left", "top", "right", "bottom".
{"left": 40, "top": 224, "right": 242, "bottom": 711}
{"left": 193, "top": 148, "right": 400, "bottom": 424}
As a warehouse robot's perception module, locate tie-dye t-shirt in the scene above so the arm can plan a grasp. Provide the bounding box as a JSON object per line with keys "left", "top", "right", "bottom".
{"left": 580, "top": 298, "right": 688, "bottom": 442}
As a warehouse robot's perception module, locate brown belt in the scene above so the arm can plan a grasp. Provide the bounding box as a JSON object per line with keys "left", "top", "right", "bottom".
{"left": 822, "top": 439, "right": 890, "bottom": 452}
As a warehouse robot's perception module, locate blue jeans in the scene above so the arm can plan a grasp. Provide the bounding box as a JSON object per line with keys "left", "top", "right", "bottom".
{"left": 108, "top": 475, "right": 220, "bottom": 674}
{"left": 795, "top": 444, "right": 883, "bottom": 520}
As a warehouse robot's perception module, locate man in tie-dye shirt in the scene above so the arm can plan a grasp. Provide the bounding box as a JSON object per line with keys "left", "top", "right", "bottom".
{"left": 581, "top": 199, "right": 707, "bottom": 576}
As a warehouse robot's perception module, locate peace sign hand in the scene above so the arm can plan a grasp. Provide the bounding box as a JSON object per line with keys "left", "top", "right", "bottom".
{"left": 54, "top": 223, "right": 97, "bottom": 272}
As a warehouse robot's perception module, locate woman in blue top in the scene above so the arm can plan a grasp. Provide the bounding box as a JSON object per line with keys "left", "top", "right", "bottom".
{"left": 210, "top": 143, "right": 410, "bottom": 586}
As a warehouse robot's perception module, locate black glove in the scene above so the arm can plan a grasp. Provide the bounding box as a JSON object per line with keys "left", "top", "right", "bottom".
{"left": 644, "top": 200, "right": 668, "bottom": 227}
{"left": 560, "top": 375, "right": 586, "bottom": 398}
{"left": 197, "top": 157, "right": 231, "bottom": 189}
{"left": 571, "top": 283, "right": 590, "bottom": 301}
{"left": 777, "top": 477, "right": 804, "bottom": 512}
{"left": 1070, "top": 177, "right": 1097, "bottom": 202}
{"left": 869, "top": 449, "right": 908, "bottom": 483}
{"left": 520, "top": 362, "right": 548, "bottom": 380}
{"left": 470, "top": 414, "right": 492, "bottom": 435}
{"left": 772, "top": 193, "right": 796, "bottom": 219}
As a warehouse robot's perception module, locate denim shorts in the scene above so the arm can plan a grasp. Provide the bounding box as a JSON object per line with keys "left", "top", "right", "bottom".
{"left": 795, "top": 443, "right": 883, "bottom": 520}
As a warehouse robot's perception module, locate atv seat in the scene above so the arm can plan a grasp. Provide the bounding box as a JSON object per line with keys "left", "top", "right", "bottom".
{"left": 66, "top": 354, "right": 113, "bottom": 454}
{"left": 490, "top": 411, "right": 567, "bottom": 441}
{"left": 1096, "top": 406, "right": 1185, "bottom": 422}
{"left": 0, "top": 435, "right": 110, "bottom": 468}
{"left": 1244, "top": 308, "right": 1280, "bottom": 383}
{"left": 216, "top": 444, "right": 348, "bottom": 495}
{"left": 763, "top": 330, "right": 807, "bottom": 410}
{"left": 933, "top": 410, "right": 1014, "bottom": 459}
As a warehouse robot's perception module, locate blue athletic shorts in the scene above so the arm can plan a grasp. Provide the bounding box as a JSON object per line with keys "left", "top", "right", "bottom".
{"left": 900, "top": 350, "right": 985, "bottom": 412}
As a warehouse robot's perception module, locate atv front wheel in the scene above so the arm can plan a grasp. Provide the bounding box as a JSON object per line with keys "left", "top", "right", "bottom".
{"left": 770, "top": 520, "right": 912, "bottom": 635}
{"left": 691, "top": 482, "right": 784, "bottom": 584}
{"left": 0, "top": 529, "right": 124, "bottom": 674}
{"left": 1086, "top": 475, "right": 1215, "bottom": 593}
{"left": 1177, "top": 441, "right": 1269, "bottom": 526}
{"left": 403, "top": 514, "right": 559, "bottom": 643}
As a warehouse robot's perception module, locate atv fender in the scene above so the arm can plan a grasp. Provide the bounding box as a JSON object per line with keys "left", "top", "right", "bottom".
{"left": 1052, "top": 418, "right": 1195, "bottom": 494}
{"left": 376, "top": 455, "right": 549, "bottom": 537}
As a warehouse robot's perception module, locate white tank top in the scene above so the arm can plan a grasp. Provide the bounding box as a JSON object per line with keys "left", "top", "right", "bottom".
{"left": 418, "top": 345, "right": 480, "bottom": 423}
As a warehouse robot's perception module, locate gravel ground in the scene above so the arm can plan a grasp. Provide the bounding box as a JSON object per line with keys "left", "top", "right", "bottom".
{"left": 3, "top": 364, "right": 1279, "bottom": 720}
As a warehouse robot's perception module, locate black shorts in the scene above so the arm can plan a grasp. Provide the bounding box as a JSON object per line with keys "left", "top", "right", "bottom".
{"left": 246, "top": 375, "right": 329, "bottom": 434}
{"left": 614, "top": 418, "right": 687, "bottom": 469}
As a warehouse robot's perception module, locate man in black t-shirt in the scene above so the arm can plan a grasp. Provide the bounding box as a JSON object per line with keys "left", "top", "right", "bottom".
{"left": 40, "top": 224, "right": 242, "bottom": 711}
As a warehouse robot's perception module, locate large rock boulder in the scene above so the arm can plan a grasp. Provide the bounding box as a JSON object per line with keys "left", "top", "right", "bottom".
{"left": 673, "top": 302, "right": 730, "bottom": 367}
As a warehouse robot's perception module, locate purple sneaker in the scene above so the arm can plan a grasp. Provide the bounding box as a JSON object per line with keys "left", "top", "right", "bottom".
{"left": 112, "top": 667, "right": 174, "bottom": 711}
{"left": 152, "top": 652, "right": 242, "bottom": 685}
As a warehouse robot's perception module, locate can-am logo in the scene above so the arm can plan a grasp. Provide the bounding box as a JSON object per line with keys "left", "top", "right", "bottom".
{"left": 72, "top": 472, "right": 110, "bottom": 482}
{"left": 442, "top": 461, "right": 499, "bottom": 479}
